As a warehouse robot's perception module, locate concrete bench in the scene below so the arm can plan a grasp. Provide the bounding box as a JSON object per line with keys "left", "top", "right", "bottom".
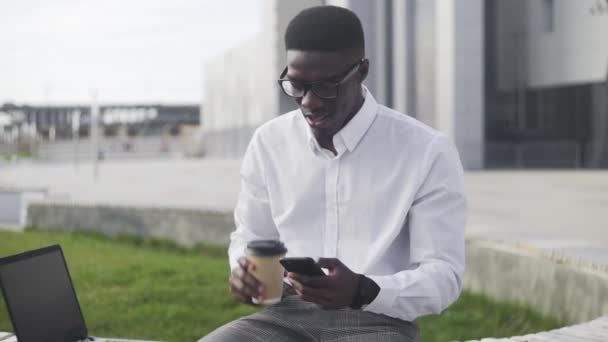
{"left": 465, "top": 315, "right": 608, "bottom": 341}
{"left": 0, "top": 186, "right": 47, "bottom": 230}
{"left": 0, "top": 332, "right": 16, "bottom": 342}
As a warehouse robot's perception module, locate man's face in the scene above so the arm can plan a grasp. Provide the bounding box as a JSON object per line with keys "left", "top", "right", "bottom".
{"left": 284, "top": 50, "right": 368, "bottom": 140}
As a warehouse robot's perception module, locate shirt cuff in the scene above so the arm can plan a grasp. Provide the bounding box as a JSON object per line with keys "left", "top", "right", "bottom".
{"left": 362, "top": 274, "right": 400, "bottom": 316}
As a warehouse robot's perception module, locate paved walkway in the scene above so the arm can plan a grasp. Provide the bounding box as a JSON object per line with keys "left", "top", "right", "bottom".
{"left": 1, "top": 159, "right": 608, "bottom": 266}
{"left": 0, "top": 159, "right": 241, "bottom": 212}
{"left": 465, "top": 316, "right": 608, "bottom": 342}
{"left": 466, "top": 170, "right": 608, "bottom": 266}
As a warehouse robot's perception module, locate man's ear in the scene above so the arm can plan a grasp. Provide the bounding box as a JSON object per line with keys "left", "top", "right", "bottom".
{"left": 358, "top": 59, "right": 369, "bottom": 83}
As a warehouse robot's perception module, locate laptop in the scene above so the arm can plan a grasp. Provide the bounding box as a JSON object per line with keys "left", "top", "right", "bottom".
{"left": 0, "top": 245, "right": 161, "bottom": 342}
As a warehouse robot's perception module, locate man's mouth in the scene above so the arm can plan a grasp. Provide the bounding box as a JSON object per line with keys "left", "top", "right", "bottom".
{"left": 304, "top": 113, "right": 330, "bottom": 128}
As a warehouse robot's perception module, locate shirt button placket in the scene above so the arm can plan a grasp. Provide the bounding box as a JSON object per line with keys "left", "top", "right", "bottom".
{"left": 324, "top": 158, "right": 340, "bottom": 257}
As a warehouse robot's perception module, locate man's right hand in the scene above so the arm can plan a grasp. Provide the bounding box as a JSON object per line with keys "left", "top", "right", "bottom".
{"left": 229, "top": 257, "right": 264, "bottom": 305}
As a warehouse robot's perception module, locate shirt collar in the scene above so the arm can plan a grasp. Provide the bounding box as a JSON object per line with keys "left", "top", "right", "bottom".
{"left": 306, "top": 85, "right": 378, "bottom": 155}
{"left": 338, "top": 85, "right": 378, "bottom": 152}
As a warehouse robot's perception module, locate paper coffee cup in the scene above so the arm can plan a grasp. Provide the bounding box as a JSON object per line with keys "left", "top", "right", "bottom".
{"left": 245, "top": 240, "right": 287, "bottom": 305}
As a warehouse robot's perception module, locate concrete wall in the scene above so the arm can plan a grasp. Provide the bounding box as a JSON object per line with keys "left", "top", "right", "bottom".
{"left": 0, "top": 191, "right": 21, "bottom": 226}
{"left": 24, "top": 200, "right": 608, "bottom": 324}
{"left": 27, "top": 203, "right": 234, "bottom": 247}
{"left": 0, "top": 188, "right": 46, "bottom": 229}
{"left": 465, "top": 239, "right": 608, "bottom": 324}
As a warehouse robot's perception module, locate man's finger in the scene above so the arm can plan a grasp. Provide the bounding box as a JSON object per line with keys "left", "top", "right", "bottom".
{"left": 299, "top": 292, "right": 331, "bottom": 306}
{"left": 237, "top": 257, "right": 250, "bottom": 269}
{"left": 293, "top": 287, "right": 332, "bottom": 306}
{"left": 238, "top": 256, "right": 258, "bottom": 274}
{"left": 297, "top": 290, "right": 332, "bottom": 306}
{"left": 235, "top": 267, "right": 263, "bottom": 294}
{"left": 291, "top": 279, "right": 332, "bottom": 301}
{"left": 236, "top": 258, "right": 263, "bottom": 292}
{"left": 230, "top": 276, "right": 246, "bottom": 292}
{"left": 230, "top": 281, "right": 252, "bottom": 301}
{"left": 230, "top": 275, "right": 256, "bottom": 297}
{"left": 231, "top": 270, "right": 261, "bottom": 297}
{"left": 230, "top": 278, "right": 268, "bottom": 306}
{"left": 299, "top": 286, "right": 333, "bottom": 303}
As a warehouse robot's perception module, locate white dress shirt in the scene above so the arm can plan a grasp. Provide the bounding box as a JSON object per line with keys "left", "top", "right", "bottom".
{"left": 229, "top": 87, "right": 467, "bottom": 322}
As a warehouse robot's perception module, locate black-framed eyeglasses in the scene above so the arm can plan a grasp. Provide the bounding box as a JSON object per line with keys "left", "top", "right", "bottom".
{"left": 277, "top": 58, "right": 366, "bottom": 100}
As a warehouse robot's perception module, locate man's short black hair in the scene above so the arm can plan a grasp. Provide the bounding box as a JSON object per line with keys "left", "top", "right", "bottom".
{"left": 285, "top": 6, "right": 364, "bottom": 56}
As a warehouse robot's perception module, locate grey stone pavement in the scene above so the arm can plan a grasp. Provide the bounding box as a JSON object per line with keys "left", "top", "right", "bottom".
{"left": 1, "top": 159, "right": 608, "bottom": 266}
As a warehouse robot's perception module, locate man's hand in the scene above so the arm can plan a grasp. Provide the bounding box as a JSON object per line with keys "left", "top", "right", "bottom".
{"left": 229, "top": 257, "right": 264, "bottom": 305}
{"left": 288, "top": 257, "right": 360, "bottom": 310}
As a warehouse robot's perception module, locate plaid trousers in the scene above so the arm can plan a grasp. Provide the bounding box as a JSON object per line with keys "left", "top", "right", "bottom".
{"left": 199, "top": 285, "right": 420, "bottom": 342}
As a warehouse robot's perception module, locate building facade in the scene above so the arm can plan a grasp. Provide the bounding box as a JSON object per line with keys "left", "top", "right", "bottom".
{"left": 485, "top": 0, "right": 608, "bottom": 168}
{"left": 202, "top": 0, "right": 323, "bottom": 158}
{"left": 202, "top": 0, "right": 608, "bottom": 168}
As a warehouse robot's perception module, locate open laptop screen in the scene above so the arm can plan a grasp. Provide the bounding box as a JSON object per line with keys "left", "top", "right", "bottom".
{"left": 0, "top": 245, "right": 87, "bottom": 342}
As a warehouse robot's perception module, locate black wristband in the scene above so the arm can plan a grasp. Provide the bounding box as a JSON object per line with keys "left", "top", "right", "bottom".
{"left": 349, "top": 274, "right": 365, "bottom": 309}
{"left": 350, "top": 274, "right": 380, "bottom": 309}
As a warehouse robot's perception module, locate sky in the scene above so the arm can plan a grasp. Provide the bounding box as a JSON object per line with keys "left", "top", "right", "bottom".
{"left": 0, "top": 0, "right": 262, "bottom": 105}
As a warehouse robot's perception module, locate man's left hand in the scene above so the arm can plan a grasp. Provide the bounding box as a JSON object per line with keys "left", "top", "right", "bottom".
{"left": 288, "top": 257, "right": 360, "bottom": 310}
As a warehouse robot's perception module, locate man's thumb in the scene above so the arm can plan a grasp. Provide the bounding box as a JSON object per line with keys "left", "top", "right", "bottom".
{"left": 317, "top": 257, "right": 340, "bottom": 269}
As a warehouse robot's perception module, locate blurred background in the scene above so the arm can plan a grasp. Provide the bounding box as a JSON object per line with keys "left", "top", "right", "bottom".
{"left": 1, "top": 0, "right": 606, "bottom": 167}
{"left": 1, "top": 0, "right": 607, "bottom": 341}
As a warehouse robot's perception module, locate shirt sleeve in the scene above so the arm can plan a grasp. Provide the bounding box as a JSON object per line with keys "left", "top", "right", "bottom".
{"left": 363, "top": 135, "right": 467, "bottom": 321}
{"left": 228, "top": 130, "right": 280, "bottom": 271}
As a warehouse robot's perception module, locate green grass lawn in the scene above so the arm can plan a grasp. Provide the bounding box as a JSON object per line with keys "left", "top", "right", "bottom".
{"left": 0, "top": 229, "right": 563, "bottom": 342}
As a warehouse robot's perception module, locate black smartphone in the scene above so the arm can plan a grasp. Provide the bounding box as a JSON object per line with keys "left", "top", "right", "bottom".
{"left": 280, "top": 257, "right": 326, "bottom": 276}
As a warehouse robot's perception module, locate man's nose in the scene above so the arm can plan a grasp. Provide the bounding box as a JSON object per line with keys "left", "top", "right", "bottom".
{"left": 300, "top": 88, "right": 324, "bottom": 112}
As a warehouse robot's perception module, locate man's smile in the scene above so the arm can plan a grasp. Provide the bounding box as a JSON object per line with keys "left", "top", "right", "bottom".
{"left": 304, "top": 113, "right": 331, "bottom": 128}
